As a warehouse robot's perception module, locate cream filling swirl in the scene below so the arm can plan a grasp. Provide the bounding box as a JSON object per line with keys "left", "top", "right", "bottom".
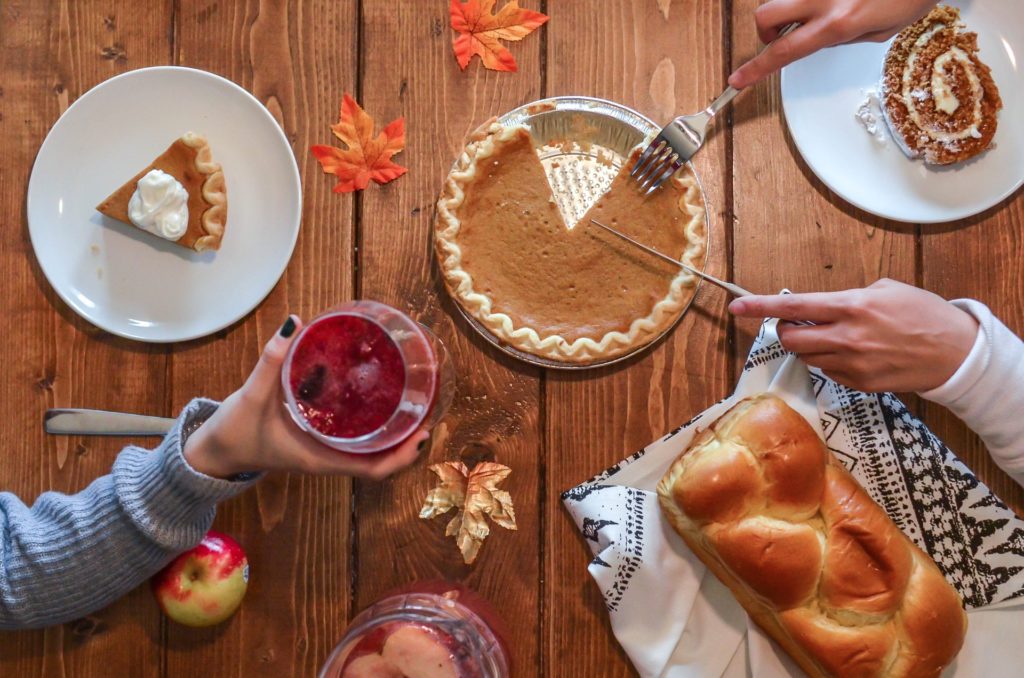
{"left": 902, "top": 23, "right": 983, "bottom": 142}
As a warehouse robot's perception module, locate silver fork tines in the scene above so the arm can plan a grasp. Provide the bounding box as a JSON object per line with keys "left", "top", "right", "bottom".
{"left": 632, "top": 22, "right": 799, "bottom": 195}
{"left": 630, "top": 139, "right": 666, "bottom": 181}
{"left": 633, "top": 144, "right": 680, "bottom": 193}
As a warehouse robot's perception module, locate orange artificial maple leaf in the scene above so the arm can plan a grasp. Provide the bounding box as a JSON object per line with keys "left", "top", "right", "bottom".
{"left": 450, "top": 0, "right": 548, "bottom": 72}
{"left": 311, "top": 94, "right": 407, "bottom": 193}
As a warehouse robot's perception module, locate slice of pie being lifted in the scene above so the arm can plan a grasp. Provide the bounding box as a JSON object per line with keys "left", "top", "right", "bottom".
{"left": 436, "top": 123, "right": 707, "bottom": 364}
{"left": 97, "top": 132, "right": 227, "bottom": 252}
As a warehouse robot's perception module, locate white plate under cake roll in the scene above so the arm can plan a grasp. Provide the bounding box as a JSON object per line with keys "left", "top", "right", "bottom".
{"left": 881, "top": 5, "right": 1002, "bottom": 165}
{"left": 780, "top": 0, "right": 1023, "bottom": 223}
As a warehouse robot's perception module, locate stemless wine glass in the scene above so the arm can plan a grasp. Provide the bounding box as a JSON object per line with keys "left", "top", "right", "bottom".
{"left": 281, "top": 300, "right": 455, "bottom": 454}
{"left": 319, "top": 582, "right": 510, "bottom": 678}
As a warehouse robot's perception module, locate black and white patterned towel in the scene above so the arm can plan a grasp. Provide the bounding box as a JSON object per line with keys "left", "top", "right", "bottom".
{"left": 562, "top": 318, "right": 1024, "bottom": 677}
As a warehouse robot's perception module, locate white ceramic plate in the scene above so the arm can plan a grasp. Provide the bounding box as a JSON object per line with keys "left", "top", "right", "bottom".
{"left": 780, "top": 1, "right": 1023, "bottom": 223}
{"left": 28, "top": 66, "right": 301, "bottom": 342}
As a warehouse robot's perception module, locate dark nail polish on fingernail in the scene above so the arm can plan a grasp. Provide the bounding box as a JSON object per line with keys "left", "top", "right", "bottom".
{"left": 279, "top": 316, "right": 296, "bottom": 338}
{"left": 417, "top": 439, "right": 430, "bottom": 454}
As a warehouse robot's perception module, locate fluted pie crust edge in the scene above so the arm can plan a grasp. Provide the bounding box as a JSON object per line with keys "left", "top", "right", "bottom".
{"left": 435, "top": 122, "right": 707, "bottom": 364}
{"left": 181, "top": 132, "right": 228, "bottom": 252}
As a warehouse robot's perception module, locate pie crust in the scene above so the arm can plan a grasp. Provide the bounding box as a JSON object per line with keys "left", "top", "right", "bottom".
{"left": 96, "top": 132, "right": 227, "bottom": 251}
{"left": 436, "top": 122, "right": 707, "bottom": 364}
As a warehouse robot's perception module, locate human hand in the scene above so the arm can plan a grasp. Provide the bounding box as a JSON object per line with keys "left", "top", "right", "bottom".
{"left": 728, "top": 0, "right": 938, "bottom": 89}
{"left": 183, "top": 316, "right": 429, "bottom": 480}
{"left": 728, "top": 279, "right": 978, "bottom": 393}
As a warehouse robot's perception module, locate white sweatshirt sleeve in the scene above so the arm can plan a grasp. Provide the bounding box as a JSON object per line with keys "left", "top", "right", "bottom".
{"left": 919, "top": 299, "right": 1024, "bottom": 487}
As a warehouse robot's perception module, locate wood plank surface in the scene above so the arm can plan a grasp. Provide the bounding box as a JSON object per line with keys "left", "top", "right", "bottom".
{"left": 163, "top": 1, "right": 359, "bottom": 677}
{"left": 0, "top": 2, "right": 171, "bottom": 676}
{"left": 0, "top": 1, "right": 1022, "bottom": 676}
{"left": 543, "top": 2, "right": 730, "bottom": 676}
{"left": 729, "top": 0, "right": 916, "bottom": 361}
{"left": 354, "top": 1, "right": 544, "bottom": 674}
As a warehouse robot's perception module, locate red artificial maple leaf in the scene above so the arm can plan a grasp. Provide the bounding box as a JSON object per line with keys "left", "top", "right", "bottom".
{"left": 450, "top": 0, "right": 548, "bottom": 72}
{"left": 311, "top": 94, "right": 407, "bottom": 193}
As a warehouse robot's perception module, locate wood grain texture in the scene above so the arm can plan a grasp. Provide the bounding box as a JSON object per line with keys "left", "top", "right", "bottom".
{"left": 1, "top": 1, "right": 1022, "bottom": 676}
{"left": 164, "top": 1, "right": 358, "bottom": 676}
{"left": 0, "top": 2, "right": 170, "bottom": 676}
{"left": 729, "top": 0, "right": 915, "bottom": 369}
{"left": 354, "top": 1, "right": 543, "bottom": 675}
{"left": 543, "top": 2, "right": 730, "bottom": 676}
{"left": 920, "top": 206, "right": 1024, "bottom": 515}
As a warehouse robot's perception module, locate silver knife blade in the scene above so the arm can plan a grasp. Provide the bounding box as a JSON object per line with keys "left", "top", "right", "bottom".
{"left": 44, "top": 409, "right": 176, "bottom": 436}
{"left": 588, "top": 218, "right": 754, "bottom": 298}
{"left": 589, "top": 219, "right": 818, "bottom": 327}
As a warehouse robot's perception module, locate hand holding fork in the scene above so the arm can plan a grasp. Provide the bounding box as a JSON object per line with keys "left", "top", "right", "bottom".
{"left": 631, "top": 23, "right": 798, "bottom": 194}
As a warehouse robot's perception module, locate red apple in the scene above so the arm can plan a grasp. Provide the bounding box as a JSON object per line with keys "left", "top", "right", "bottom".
{"left": 151, "top": 530, "right": 249, "bottom": 627}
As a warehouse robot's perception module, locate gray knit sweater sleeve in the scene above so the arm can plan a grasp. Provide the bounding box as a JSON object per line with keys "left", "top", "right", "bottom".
{"left": 0, "top": 398, "right": 258, "bottom": 630}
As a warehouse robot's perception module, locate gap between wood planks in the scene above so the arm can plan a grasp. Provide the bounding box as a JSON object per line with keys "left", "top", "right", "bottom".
{"left": 723, "top": 0, "right": 738, "bottom": 389}
{"left": 349, "top": 0, "right": 366, "bottom": 633}
{"left": 536, "top": 9, "right": 549, "bottom": 678}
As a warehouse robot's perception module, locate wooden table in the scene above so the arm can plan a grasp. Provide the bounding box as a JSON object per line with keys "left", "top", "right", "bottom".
{"left": 1, "top": 1, "right": 1021, "bottom": 675}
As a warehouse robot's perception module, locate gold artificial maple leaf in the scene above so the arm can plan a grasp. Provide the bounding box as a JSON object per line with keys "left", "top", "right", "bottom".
{"left": 420, "top": 461, "right": 517, "bottom": 564}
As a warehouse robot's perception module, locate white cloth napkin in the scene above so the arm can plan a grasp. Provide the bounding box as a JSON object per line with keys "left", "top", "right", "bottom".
{"left": 562, "top": 318, "right": 1024, "bottom": 677}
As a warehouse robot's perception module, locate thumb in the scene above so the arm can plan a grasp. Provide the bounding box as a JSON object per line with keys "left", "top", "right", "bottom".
{"left": 246, "top": 315, "right": 303, "bottom": 394}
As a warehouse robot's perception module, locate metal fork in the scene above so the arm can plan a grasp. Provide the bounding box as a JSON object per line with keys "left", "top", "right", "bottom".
{"left": 632, "top": 23, "right": 799, "bottom": 194}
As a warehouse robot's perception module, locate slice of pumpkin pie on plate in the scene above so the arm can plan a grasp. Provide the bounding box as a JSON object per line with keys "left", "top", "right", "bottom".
{"left": 96, "top": 132, "right": 227, "bottom": 252}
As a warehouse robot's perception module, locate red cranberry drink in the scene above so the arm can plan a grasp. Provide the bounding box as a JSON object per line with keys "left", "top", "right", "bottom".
{"left": 288, "top": 314, "right": 405, "bottom": 438}
{"left": 319, "top": 583, "right": 510, "bottom": 678}
{"left": 282, "top": 301, "right": 453, "bottom": 454}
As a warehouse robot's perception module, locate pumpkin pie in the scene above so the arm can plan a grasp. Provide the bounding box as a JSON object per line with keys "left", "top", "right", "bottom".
{"left": 436, "top": 122, "right": 707, "bottom": 364}
{"left": 96, "top": 132, "right": 227, "bottom": 251}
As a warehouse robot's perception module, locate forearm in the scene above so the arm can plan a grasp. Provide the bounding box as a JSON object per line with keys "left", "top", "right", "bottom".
{"left": 0, "top": 399, "right": 258, "bottom": 629}
{"left": 920, "top": 300, "right": 1024, "bottom": 486}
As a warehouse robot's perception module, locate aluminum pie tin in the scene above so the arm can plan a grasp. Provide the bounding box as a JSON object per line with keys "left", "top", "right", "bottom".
{"left": 441, "top": 95, "right": 711, "bottom": 371}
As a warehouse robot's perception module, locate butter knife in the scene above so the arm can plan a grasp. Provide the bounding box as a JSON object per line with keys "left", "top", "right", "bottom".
{"left": 589, "top": 218, "right": 753, "bottom": 297}
{"left": 589, "top": 218, "right": 814, "bottom": 326}
{"left": 44, "top": 409, "right": 175, "bottom": 436}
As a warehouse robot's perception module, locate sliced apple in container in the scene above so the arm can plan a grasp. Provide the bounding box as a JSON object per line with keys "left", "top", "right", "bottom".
{"left": 339, "top": 623, "right": 464, "bottom": 678}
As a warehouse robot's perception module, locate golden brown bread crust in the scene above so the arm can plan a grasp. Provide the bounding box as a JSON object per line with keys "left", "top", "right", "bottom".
{"left": 819, "top": 469, "right": 913, "bottom": 624}
{"left": 708, "top": 519, "right": 823, "bottom": 610}
{"left": 656, "top": 394, "right": 967, "bottom": 678}
{"left": 881, "top": 5, "right": 1001, "bottom": 165}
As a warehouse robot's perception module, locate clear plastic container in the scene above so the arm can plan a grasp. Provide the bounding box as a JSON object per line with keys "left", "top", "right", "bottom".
{"left": 319, "top": 583, "right": 510, "bottom": 678}
{"left": 281, "top": 300, "right": 454, "bottom": 454}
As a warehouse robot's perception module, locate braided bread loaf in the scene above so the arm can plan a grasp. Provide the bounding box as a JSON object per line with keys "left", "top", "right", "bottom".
{"left": 657, "top": 394, "right": 967, "bottom": 678}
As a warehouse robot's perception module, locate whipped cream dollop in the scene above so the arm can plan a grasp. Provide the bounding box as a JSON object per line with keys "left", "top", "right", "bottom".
{"left": 127, "top": 169, "right": 189, "bottom": 241}
{"left": 855, "top": 88, "right": 888, "bottom": 145}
